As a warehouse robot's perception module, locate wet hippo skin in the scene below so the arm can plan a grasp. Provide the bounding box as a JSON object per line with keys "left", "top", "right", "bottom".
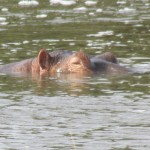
{"left": 0, "top": 49, "right": 131, "bottom": 77}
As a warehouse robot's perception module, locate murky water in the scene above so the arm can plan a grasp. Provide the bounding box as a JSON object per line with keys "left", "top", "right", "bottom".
{"left": 0, "top": 0, "right": 150, "bottom": 149}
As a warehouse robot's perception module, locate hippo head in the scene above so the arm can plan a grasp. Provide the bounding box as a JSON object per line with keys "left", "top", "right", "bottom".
{"left": 36, "top": 49, "right": 93, "bottom": 76}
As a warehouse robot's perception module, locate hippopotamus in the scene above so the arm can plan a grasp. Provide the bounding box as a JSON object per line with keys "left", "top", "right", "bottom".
{"left": 0, "top": 49, "right": 131, "bottom": 77}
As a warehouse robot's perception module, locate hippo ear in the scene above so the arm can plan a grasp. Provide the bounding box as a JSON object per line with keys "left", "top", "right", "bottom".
{"left": 38, "top": 49, "right": 51, "bottom": 70}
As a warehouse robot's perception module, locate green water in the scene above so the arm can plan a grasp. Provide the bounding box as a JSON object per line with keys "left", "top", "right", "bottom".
{"left": 0, "top": 0, "right": 150, "bottom": 149}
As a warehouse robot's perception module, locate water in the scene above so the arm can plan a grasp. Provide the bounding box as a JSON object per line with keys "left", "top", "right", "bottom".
{"left": 0, "top": 0, "right": 150, "bottom": 149}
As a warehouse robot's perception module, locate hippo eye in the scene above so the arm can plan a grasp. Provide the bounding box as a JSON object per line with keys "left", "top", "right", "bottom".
{"left": 70, "top": 57, "right": 81, "bottom": 65}
{"left": 72, "top": 60, "right": 80, "bottom": 64}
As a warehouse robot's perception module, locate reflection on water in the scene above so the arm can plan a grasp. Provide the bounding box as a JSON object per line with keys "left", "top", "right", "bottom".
{"left": 0, "top": 0, "right": 150, "bottom": 149}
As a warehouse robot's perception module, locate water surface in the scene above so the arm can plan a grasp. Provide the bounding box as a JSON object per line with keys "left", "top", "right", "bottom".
{"left": 0, "top": 0, "right": 150, "bottom": 149}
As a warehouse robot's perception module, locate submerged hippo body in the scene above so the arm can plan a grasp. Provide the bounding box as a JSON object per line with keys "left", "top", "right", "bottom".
{"left": 0, "top": 49, "right": 131, "bottom": 77}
